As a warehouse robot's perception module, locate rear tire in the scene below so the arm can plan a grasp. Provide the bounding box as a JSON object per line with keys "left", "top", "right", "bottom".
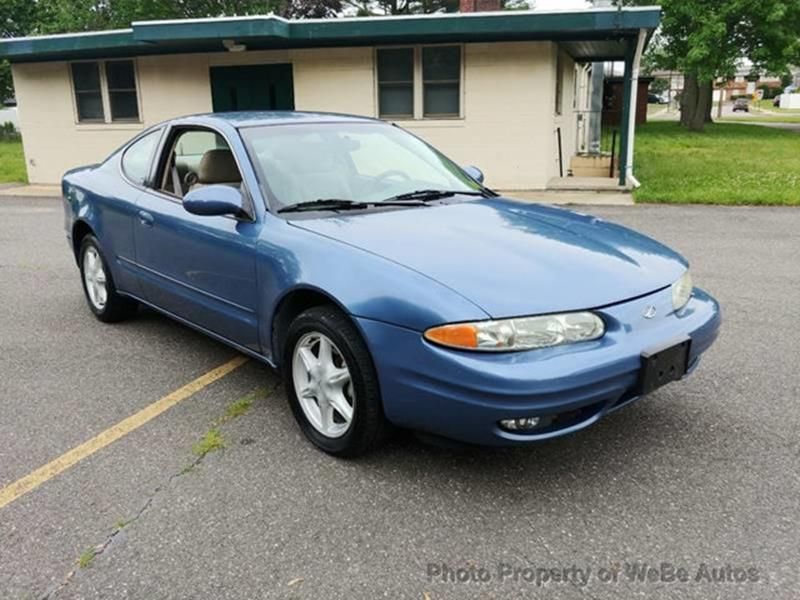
{"left": 283, "top": 306, "right": 389, "bottom": 457}
{"left": 79, "top": 235, "right": 138, "bottom": 323}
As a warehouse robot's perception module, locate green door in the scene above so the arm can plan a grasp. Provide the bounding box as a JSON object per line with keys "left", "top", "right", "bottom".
{"left": 210, "top": 64, "right": 294, "bottom": 112}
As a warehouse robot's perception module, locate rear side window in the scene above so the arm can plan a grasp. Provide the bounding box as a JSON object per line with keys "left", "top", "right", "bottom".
{"left": 121, "top": 129, "right": 161, "bottom": 185}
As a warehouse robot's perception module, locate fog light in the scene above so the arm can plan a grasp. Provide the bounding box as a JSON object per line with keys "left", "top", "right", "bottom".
{"left": 499, "top": 417, "right": 541, "bottom": 431}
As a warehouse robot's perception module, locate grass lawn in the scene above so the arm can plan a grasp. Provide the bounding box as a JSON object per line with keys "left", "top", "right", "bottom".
{"left": 633, "top": 122, "right": 800, "bottom": 205}
{"left": 720, "top": 114, "right": 800, "bottom": 124}
{"left": 0, "top": 139, "right": 27, "bottom": 184}
{"left": 753, "top": 98, "right": 800, "bottom": 113}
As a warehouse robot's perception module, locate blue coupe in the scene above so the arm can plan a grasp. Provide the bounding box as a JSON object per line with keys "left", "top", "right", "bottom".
{"left": 63, "top": 112, "right": 721, "bottom": 456}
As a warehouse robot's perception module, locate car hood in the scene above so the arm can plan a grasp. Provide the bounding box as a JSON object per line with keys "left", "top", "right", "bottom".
{"left": 290, "top": 198, "right": 688, "bottom": 318}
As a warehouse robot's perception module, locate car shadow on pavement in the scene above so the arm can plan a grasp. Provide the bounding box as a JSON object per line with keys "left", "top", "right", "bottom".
{"left": 356, "top": 391, "right": 723, "bottom": 500}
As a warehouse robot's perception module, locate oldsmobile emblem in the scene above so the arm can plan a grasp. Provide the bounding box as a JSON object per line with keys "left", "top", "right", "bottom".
{"left": 642, "top": 305, "right": 657, "bottom": 319}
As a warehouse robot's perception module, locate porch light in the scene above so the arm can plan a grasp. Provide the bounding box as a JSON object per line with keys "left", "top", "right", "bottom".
{"left": 222, "top": 39, "right": 246, "bottom": 52}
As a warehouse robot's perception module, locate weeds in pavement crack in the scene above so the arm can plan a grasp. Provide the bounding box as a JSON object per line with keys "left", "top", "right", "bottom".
{"left": 192, "top": 428, "right": 226, "bottom": 458}
{"left": 40, "top": 384, "right": 278, "bottom": 599}
{"left": 77, "top": 549, "right": 96, "bottom": 569}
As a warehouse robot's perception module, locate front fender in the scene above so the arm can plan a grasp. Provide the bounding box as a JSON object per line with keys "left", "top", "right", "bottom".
{"left": 255, "top": 217, "right": 490, "bottom": 362}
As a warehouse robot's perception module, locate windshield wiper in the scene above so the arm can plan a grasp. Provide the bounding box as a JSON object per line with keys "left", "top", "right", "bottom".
{"left": 386, "top": 189, "right": 491, "bottom": 202}
{"left": 278, "top": 199, "right": 369, "bottom": 213}
{"left": 277, "top": 198, "right": 429, "bottom": 214}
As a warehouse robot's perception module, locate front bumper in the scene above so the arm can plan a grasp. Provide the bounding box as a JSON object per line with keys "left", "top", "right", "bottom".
{"left": 356, "top": 287, "right": 721, "bottom": 446}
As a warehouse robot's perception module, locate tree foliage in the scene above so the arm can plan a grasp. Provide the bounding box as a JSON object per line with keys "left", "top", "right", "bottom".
{"left": 35, "top": 0, "right": 343, "bottom": 32}
{"left": 343, "top": 0, "right": 530, "bottom": 16}
{"left": 621, "top": 0, "right": 800, "bottom": 131}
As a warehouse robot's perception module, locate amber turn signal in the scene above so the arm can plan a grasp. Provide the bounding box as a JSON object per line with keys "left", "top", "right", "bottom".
{"left": 424, "top": 324, "right": 479, "bottom": 349}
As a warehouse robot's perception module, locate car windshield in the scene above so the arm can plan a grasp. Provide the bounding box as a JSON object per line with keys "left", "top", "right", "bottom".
{"left": 239, "top": 122, "right": 483, "bottom": 210}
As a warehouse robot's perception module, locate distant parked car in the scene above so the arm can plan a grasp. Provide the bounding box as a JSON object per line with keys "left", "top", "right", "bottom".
{"left": 647, "top": 93, "right": 667, "bottom": 104}
{"left": 733, "top": 98, "right": 749, "bottom": 112}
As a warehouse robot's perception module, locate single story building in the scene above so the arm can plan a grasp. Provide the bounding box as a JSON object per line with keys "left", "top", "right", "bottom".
{"left": 0, "top": 4, "right": 660, "bottom": 189}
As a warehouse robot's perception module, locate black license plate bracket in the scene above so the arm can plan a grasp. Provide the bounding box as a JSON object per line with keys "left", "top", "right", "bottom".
{"left": 637, "top": 337, "right": 691, "bottom": 395}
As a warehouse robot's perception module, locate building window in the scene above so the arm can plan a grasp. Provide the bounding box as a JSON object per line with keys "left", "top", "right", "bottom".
{"left": 70, "top": 59, "right": 140, "bottom": 124}
{"left": 71, "top": 62, "right": 105, "bottom": 122}
{"left": 106, "top": 60, "right": 140, "bottom": 121}
{"left": 422, "top": 46, "right": 461, "bottom": 117}
{"left": 377, "top": 48, "right": 414, "bottom": 119}
{"left": 377, "top": 45, "right": 462, "bottom": 120}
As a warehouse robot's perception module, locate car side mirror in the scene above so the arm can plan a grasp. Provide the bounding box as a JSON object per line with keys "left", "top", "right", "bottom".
{"left": 463, "top": 165, "right": 484, "bottom": 184}
{"left": 183, "top": 185, "right": 247, "bottom": 218}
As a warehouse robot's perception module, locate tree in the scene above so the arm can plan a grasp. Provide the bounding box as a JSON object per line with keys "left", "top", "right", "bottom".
{"left": 1, "top": 0, "right": 43, "bottom": 100}
{"left": 620, "top": 0, "right": 800, "bottom": 131}
{"left": 36, "top": 0, "right": 343, "bottom": 32}
{"left": 649, "top": 77, "right": 669, "bottom": 96}
{"left": 342, "top": 0, "right": 530, "bottom": 16}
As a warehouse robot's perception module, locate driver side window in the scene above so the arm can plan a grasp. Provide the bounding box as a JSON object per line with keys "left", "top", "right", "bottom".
{"left": 160, "top": 129, "right": 243, "bottom": 199}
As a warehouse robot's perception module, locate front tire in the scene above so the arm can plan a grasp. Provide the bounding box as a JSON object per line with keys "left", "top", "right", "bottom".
{"left": 79, "top": 235, "right": 138, "bottom": 323}
{"left": 283, "top": 306, "right": 389, "bottom": 457}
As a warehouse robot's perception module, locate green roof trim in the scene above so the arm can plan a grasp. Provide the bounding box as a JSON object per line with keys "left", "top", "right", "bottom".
{"left": 0, "top": 8, "right": 661, "bottom": 63}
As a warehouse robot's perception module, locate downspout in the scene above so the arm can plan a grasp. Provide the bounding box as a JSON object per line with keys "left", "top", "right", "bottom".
{"left": 624, "top": 28, "right": 647, "bottom": 188}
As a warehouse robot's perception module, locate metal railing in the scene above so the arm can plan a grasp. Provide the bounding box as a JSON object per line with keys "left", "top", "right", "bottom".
{"left": 574, "top": 109, "right": 618, "bottom": 155}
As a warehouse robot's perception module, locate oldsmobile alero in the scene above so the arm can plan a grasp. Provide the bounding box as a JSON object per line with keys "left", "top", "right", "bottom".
{"left": 62, "top": 112, "right": 721, "bottom": 456}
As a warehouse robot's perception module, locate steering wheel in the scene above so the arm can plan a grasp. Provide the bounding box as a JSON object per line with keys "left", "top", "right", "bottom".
{"left": 374, "top": 169, "right": 411, "bottom": 184}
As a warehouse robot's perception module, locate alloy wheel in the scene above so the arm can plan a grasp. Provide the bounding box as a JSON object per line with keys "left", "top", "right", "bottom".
{"left": 83, "top": 246, "right": 108, "bottom": 310}
{"left": 292, "top": 332, "right": 355, "bottom": 438}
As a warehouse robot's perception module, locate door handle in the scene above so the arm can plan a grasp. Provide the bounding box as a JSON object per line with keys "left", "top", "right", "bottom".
{"left": 138, "top": 210, "right": 154, "bottom": 227}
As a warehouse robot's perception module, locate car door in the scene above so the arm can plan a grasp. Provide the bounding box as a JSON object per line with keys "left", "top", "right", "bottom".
{"left": 133, "top": 125, "right": 261, "bottom": 352}
{"left": 94, "top": 127, "right": 163, "bottom": 298}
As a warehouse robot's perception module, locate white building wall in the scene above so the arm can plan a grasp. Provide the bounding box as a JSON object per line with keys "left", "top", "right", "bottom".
{"left": 13, "top": 41, "right": 563, "bottom": 188}
{"left": 779, "top": 93, "right": 800, "bottom": 109}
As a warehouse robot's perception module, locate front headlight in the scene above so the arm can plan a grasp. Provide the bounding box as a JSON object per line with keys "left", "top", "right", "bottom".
{"left": 424, "top": 312, "right": 605, "bottom": 352}
{"left": 671, "top": 270, "right": 693, "bottom": 311}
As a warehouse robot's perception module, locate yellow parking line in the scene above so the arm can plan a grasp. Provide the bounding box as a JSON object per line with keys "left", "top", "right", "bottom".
{"left": 0, "top": 355, "right": 249, "bottom": 511}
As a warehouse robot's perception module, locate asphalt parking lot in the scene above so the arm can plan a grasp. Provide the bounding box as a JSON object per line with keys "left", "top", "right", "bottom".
{"left": 1, "top": 195, "right": 798, "bottom": 599}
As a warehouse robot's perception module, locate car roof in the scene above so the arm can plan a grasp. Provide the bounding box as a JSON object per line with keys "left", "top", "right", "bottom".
{"left": 171, "top": 110, "right": 383, "bottom": 129}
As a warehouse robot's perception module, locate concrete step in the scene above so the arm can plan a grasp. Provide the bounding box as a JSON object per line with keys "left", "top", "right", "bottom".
{"left": 569, "top": 154, "right": 619, "bottom": 178}
{"left": 570, "top": 154, "right": 614, "bottom": 168}
{"left": 571, "top": 166, "right": 620, "bottom": 178}
{"left": 546, "top": 176, "right": 628, "bottom": 191}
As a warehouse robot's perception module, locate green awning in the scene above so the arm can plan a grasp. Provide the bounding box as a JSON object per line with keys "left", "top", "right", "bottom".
{"left": 0, "top": 8, "right": 661, "bottom": 63}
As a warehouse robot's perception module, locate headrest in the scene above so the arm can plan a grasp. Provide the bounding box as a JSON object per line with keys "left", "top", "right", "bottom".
{"left": 198, "top": 149, "right": 241, "bottom": 184}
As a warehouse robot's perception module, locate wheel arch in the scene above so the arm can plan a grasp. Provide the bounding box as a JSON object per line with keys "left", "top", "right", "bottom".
{"left": 270, "top": 285, "right": 354, "bottom": 366}
{"left": 71, "top": 220, "right": 95, "bottom": 263}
